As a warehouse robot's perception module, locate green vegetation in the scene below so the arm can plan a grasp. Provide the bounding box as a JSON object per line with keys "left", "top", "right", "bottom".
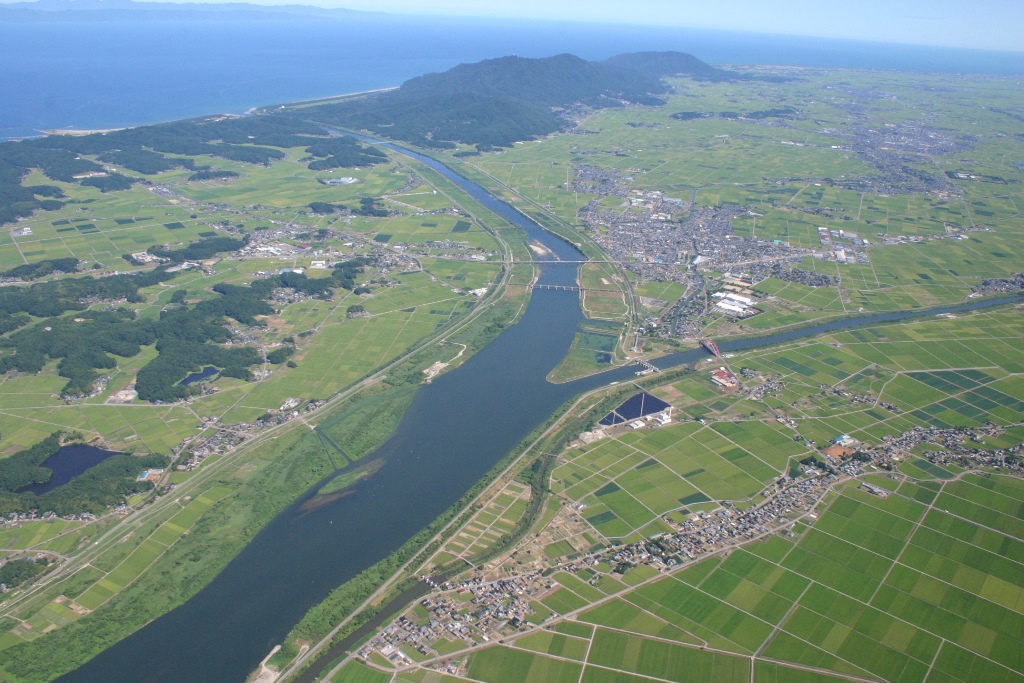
{"left": 300, "top": 52, "right": 738, "bottom": 149}
{"left": 0, "top": 254, "right": 369, "bottom": 400}
{"left": 548, "top": 326, "right": 622, "bottom": 383}
{"left": 348, "top": 304, "right": 1024, "bottom": 683}
{"left": 146, "top": 235, "right": 245, "bottom": 263}
{"left": 0, "top": 433, "right": 167, "bottom": 516}
{"left": 0, "top": 258, "right": 78, "bottom": 281}
{"left": 0, "top": 53, "right": 1022, "bottom": 683}
{"left": 0, "top": 557, "right": 50, "bottom": 590}
{"left": 187, "top": 169, "right": 238, "bottom": 181}
{"left": 305, "top": 136, "right": 388, "bottom": 170}
{"left": 0, "top": 85, "right": 527, "bottom": 679}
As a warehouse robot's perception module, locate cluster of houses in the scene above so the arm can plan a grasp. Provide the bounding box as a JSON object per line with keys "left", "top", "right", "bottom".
{"left": 359, "top": 572, "right": 554, "bottom": 665}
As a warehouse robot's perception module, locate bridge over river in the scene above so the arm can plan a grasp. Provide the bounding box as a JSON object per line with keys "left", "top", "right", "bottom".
{"left": 56, "top": 134, "right": 1024, "bottom": 683}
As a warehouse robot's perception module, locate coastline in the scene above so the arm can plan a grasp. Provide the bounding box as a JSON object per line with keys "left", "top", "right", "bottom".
{"left": 3, "top": 87, "right": 400, "bottom": 142}
{"left": 249, "top": 86, "right": 400, "bottom": 113}
{"left": 37, "top": 127, "right": 127, "bottom": 136}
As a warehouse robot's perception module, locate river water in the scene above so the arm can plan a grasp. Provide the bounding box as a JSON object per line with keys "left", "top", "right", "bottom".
{"left": 55, "top": 143, "right": 1023, "bottom": 683}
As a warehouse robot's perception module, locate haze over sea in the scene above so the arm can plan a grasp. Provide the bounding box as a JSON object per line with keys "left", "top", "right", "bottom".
{"left": 2, "top": 13, "right": 1023, "bottom": 140}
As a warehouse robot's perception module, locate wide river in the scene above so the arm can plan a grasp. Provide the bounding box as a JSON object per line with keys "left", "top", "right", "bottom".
{"left": 57, "top": 143, "right": 1023, "bottom": 683}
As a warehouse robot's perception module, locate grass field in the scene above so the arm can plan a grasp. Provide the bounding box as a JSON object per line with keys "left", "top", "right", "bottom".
{"left": 5, "top": 486, "right": 232, "bottom": 645}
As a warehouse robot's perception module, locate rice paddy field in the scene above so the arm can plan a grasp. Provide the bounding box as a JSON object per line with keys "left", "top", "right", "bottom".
{"left": 0, "top": 133, "right": 522, "bottom": 658}
{"left": 4, "top": 63, "right": 1024, "bottom": 683}
{"left": 310, "top": 66, "right": 1024, "bottom": 683}
{"left": 0, "top": 137, "right": 510, "bottom": 454}
{"left": 445, "top": 68, "right": 1024, "bottom": 338}
{"left": 357, "top": 304, "right": 1024, "bottom": 683}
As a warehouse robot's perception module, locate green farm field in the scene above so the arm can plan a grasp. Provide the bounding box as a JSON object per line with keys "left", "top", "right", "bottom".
{"left": 0, "top": 119, "right": 545, "bottom": 677}
{"left": 364, "top": 304, "right": 1024, "bottom": 683}
{"left": 445, "top": 68, "right": 1024, "bottom": 342}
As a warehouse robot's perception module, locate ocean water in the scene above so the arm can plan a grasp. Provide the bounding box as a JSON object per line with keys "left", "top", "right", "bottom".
{"left": 1, "top": 14, "right": 1023, "bottom": 140}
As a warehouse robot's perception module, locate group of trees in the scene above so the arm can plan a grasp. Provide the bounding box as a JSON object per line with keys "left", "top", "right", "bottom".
{"left": 187, "top": 169, "right": 239, "bottom": 182}
{"left": 1, "top": 309, "right": 158, "bottom": 397}
{"left": 96, "top": 148, "right": 194, "bottom": 175}
{"left": 80, "top": 173, "right": 136, "bottom": 193}
{"left": 0, "top": 249, "right": 369, "bottom": 400}
{"left": 0, "top": 258, "right": 79, "bottom": 281}
{"left": 0, "top": 431, "right": 169, "bottom": 516}
{"left": 0, "top": 433, "right": 65, "bottom": 491}
{"left": 308, "top": 201, "right": 340, "bottom": 214}
{"left": 355, "top": 196, "right": 389, "bottom": 217}
{"left": 307, "top": 197, "right": 388, "bottom": 217}
{"left": 305, "top": 135, "right": 387, "bottom": 170}
{"left": 0, "top": 113, "right": 336, "bottom": 226}
{"left": 672, "top": 106, "right": 799, "bottom": 121}
{"left": 0, "top": 265, "right": 172, "bottom": 322}
{"left": 303, "top": 51, "right": 742, "bottom": 149}
{"left": 0, "top": 556, "right": 50, "bottom": 589}
{"left": 266, "top": 345, "right": 295, "bottom": 364}
{"left": 146, "top": 235, "right": 247, "bottom": 263}
{"left": 133, "top": 264, "right": 363, "bottom": 401}
{"left": 0, "top": 157, "right": 65, "bottom": 225}
{"left": 332, "top": 257, "right": 370, "bottom": 290}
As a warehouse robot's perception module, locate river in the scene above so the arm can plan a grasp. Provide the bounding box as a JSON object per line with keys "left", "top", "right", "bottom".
{"left": 55, "top": 142, "right": 1023, "bottom": 683}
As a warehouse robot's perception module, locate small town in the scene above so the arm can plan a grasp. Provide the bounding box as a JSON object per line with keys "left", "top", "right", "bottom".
{"left": 355, "top": 407, "right": 1024, "bottom": 673}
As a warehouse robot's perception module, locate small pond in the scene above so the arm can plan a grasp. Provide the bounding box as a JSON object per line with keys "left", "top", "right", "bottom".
{"left": 18, "top": 444, "right": 123, "bottom": 495}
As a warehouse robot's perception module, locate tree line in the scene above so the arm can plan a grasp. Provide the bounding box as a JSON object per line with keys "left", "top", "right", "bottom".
{"left": 0, "top": 254, "right": 371, "bottom": 401}
{"left": 0, "top": 114, "right": 389, "bottom": 226}
{"left": 0, "top": 432, "right": 169, "bottom": 516}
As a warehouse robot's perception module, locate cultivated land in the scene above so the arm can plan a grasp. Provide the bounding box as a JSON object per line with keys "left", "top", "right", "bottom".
{"left": 0, "top": 58, "right": 1022, "bottom": 683}
{"left": 287, "top": 66, "right": 1024, "bottom": 683}
{"left": 0, "top": 128, "right": 536, "bottom": 679}
{"left": 338, "top": 307, "right": 1024, "bottom": 683}
{"left": 446, "top": 68, "right": 1024, "bottom": 341}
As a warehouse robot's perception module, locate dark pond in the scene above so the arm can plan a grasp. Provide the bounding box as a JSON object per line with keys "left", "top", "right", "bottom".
{"left": 180, "top": 366, "right": 218, "bottom": 386}
{"left": 57, "top": 138, "right": 1024, "bottom": 683}
{"left": 18, "top": 444, "right": 123, "bottom": 496}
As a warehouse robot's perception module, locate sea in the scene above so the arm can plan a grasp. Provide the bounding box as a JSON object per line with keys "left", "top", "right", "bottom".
{"left": 2, "top": 13, "right": 1023, "bottom": 140}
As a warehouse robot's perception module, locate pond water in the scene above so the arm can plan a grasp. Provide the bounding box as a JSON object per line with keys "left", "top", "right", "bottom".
{"left": 180, "top": 366, "right": 218, "bottom": 386}
{"left": 18, "top": 445, "right": 123, "bottom": 496}
{"left": 57, "top": 138, "right": 1024, "bottom": 683}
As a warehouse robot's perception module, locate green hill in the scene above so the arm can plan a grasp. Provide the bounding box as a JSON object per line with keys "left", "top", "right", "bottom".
{"left": 303, "top": 51, "right": 739, "bottom": 149}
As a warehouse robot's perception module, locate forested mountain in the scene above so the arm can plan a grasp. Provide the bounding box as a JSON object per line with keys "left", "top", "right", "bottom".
{"left": 0, "top": 51, "right": 733, "bottom": 220}
{"left": 303, "top": 51, "right": 741, "bottom": 148}
{"left": 601, "top": 51, "right": 744, "bottom": 82}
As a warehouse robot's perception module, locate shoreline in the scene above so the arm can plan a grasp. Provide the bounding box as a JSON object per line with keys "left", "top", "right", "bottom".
{"left": 249, "top": 86, "right": 399, "bottom": 113}
{"left": 37, "top": 127, "right": 127, "bottom": 136}
{"left": 6, "top": 86, "right": 399, "bottom": 142}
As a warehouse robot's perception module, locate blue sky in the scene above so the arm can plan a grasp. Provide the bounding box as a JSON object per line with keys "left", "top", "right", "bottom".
{"left": 197, "top": 0, "right": 1022, "bottom": 52}
{"left": 6, "top": 0, "right": 1020, "bottom": 52}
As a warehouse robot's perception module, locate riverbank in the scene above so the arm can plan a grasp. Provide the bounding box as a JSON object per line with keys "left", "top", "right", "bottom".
{"left": 272, "top": 291, "right": 1024, "bottom": 680}
{"left": 0, "top": 135, "right": 530, "bottom": 682}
